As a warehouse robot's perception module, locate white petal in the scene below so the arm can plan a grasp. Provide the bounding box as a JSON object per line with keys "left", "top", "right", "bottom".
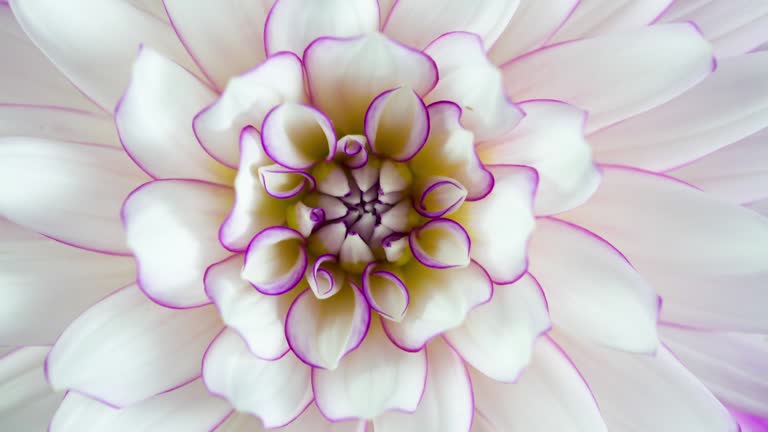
{"left": 50, "top": 379, "right": 231, "bottom": 432}
{"left": 0, "top": 105, "right": 118, "bottom": 146}
{"left": 560, "top": 166, "right": 768, "bottom": 332}
{"left": 9, "top": 0, "right": 201, "bottom": 111}
{"left": 479, "top": 100, "right": 600, "bottom": 215}
{"left": 47, "top": 284, "right": 223, "bottom": 407}
{"left": 116, "top": 47, "right": 233, "bottom": 183}
{"left": 502, "top": 23, "right": 715, "bottom": 132}
{"left": 408, "top": 218, "right": 471, "bottom": 269}
{"left": 528, "top": 218, "right": 659, "bottom": 353}
{"left": 365, "top": 88, "right": 429, "bottom": 161}
{"left": 285, "top": 284, "right": 370, "bottom": 370}
{"left": 0, "top": 218, "right": 134, "bottom": 345}
{"left": 242, "top": 227, "right": 307, "bottom": 296}
{"left": 0, "top": 347, "right": 64, "bottom": 432}
{"left": 231, "top": 404, "right": 367, "bottom": 432}
{"left": 304, "top": 33, "right": 437, "bottom": 134}
{"left": 362, "top": 264, "right": 409, "bottom": 322}
{"left": 193, "top": 53, "right": 307, "bottom": 168}
{"left": 384, "top": 0, "right": 520, "bottom": 49}
{"left": 551, "top": 0, "right": 674, "bottom": 42}
{"left": 261, "top": 103, "right": 336, "bottom": 170}
{"left": 424, "top": 32, "right": 523, "bottom": 141}
{"left": 204, "top": 254, "right": 290, "bottom": 360}
{"left": 339, "top": 233, "right": 375, "bottom": 274}
{"left": 471, "top": 336, "right": 608, "bottom": 432}
{"left": 449, "top": 165, "right": 536, "bottom": 284}
{"left": 163, "top": 0, "right": 273, "bottom": 89}
{"left": 382, "top": 261, "right": 492, "bottom": 351}
{"left": 313, "top": 320, "right": 427, "bottom": 420}
{"left": 123, "top": 179, "right": 233, "bottom": 308}
{"left": 488, "top": 0, "right": 580, "bottom": 63}
{"left": 444, "top": 273, "right": 550, "bottom": 382}
{"left": 413, "top": 177, "right": 467, "bottom": 218}
{"left": 374, "top": 340, "right": 472, "bottom": 432}
{"left": 592, "top": 52, "right": 768, "bottom": 171}
{"left": 203, "top": 329, "right": 312, "bottom": 428}
{"left": 0, "top": 137, "right": 147, "bottom": 255}
{"left": 265, "top": 0, "right": 379, "bottom": 56}
{"left": 553, "top": 330, "right": 739, "bottom": 432}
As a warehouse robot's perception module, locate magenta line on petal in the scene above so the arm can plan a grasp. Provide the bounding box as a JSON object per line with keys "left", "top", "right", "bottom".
{"left": 409, "top": 219, "right": 471, "bottom": 269}
{"left": 244, "top": 226, "right": 307, "bottom": 296}
{"left": 364, "top": 87, "right": 431, "bottom": 162}
{"left": 415, "top": 178, "right": 467, "bottom": 218}
{"left": 161, "top": 0, "right": 220, "bottom": 90}
{"left": 260, "top": 103, "right": 337, "bottom": 170}
{"left": 362, "top": 263, "right": 410, "bottom": 321}
{"left": 191, "top": 104, "right": 239, "bottom": 170}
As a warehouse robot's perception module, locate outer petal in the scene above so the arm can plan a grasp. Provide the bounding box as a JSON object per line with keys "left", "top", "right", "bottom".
{"left": 312, "top": 320, "right": 427, "bottom": 421}
{"left": 561, "top": 166, "right": 768, "bottom": 332}
{"left": 553, "top": 330, "right": 739, "bottom": 432}
{"left": 215, "top": 405, "right": 366, "bottom": 432}
{"left": 304, "top": 33, "right": 437, "bottom": 134}
{"left": 116, "top": 48, "right": 233, "bottom": 183}
{"left": 265, "top": 0, "right": 379, "bottom": 56}
{"left": 163, "top": 0, "right": 273, "bottom": 90}
{"left": 0, "top": 347, "right": 64, "bottom": 431}
{"left": 0, "top": 218, "right": 134, "bottom": 345}
{"left": 46, "top": 284, "right": 223, "bottom": 407}
{"left": 444, "top": 273, "right": 550, "bottom": 382}
{"left": 528, "top": 218, "right": 660, "bottom": 353}
{"left": 449, "top": 165, "right": 536, "bottom": 284}
{"left": 732, "top": 408, "right": 768, "bottom": 432}
{"left": 382, "top": 260, "right": 493, "bottom": 351}
{"left": 49, "top": 380, "right": 231, "bottom": 432}
{"left": 501, "top": 23, "right": 715, "bottom": 132}
{"left": 0, "top": 137, "right": 148, "bottom": 255}
{"left": 384, "top": 0, "right": 520, "bottom": 49}
{"left": 660, "top": 326, "right": 768, "bottom": 417}
{"left": 9, "top": 0, "right": 201, "bottom": 111}
{"left": 204, "top": 255, "right": 290, "bottom": 360}
{"left": 479, "top": 100, "right": 600, "bottom": 215}
{"left": 471, "top": 336, "right": 608, "bottom": 432}
{"left": 424, "top": 32, "right": 524, "bottom": 142}
{"left": 551, "top": 0, "right": 674, "bottom": 42}
{"left": 122, "top": 179, "right": 233, "bottom": 308}
{"left": 374, "top": 340, "right": 472, "bottom": 432}
{"left": 203, "top": 329, "right": 312, "bottom": 429}
{"left": 591, "top": 52, "right": 768, "bottom": 171}
{"left": 0, "top": 105, "right": 118, "bottom": 145}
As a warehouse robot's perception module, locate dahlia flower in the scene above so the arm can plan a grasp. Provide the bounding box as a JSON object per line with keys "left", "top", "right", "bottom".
{"left": 1, "top": 0, "right": 767, "bottom": 430}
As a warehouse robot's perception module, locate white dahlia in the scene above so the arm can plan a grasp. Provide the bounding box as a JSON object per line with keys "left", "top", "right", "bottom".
{"left": 1, "top": 0, "right": 767, "bottom": 431}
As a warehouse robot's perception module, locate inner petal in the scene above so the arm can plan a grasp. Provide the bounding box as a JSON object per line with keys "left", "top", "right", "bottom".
{"left": 261, "top": 103, "right": 336, "bottom": 170}
{"left": 365, "top": 87, "right": 430, "bottom": 161}
{"left": 409, "top": 218, "right": 471, "bottom": 269}
{"left": 243, "top": 227, "right": 308, "bottom": 295}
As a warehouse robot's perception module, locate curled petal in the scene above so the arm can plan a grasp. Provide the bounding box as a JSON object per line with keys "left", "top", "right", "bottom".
{"left": 363, "top": 263, "right": 409, "bottom": 322}
{"left": 382, "top": 234, "right": 411, "bottom": 265}
{"left": 288, "top": 202, "right": 326, "bottom": 238}
{"left": 409, "top": 219, "right": 471, "bottom": 269}
{"left": 337, "top": 134, "right": 369, "bottom": 169}
{"left": 258, "top": 164, "right": 316, "bottom": 199}
{"left": 414, "top": 177, "right": 467, "bottom": 218}
{"left": 243, "top": 227, "right": 307, "bottom": 295}
{"left": 261, "top": 103, "right": 337, "bottom": 170}
{"left": 307, "top": 254, "right": 345, "bottom": 299}
{"left": 365, "top": 87, "right": 429, "bottom": 161}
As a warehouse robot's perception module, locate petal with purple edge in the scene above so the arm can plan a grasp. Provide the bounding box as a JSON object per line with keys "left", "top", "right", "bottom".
{"left": 46, "top": 284, "right": 223, "bottom": 407}
{"left": 261, "top": 103, "right": 337, "bottom": 170}
{"left": 337, "top": 135, "right": 369, "bottom": 169}
{"left": 339, "top": 233, "right": 375, "bottom": 274}
{"left": 409, "top": 219, "right": 471, "bottom": 269}
{"left": 414, "top": 177, "right": 467, "bottom": 218}
{"left": 424, "top": 31, "right": 524, "bottom": 141}
{"left": 449, "top": 165, "right": 536, "bottom": 284}
{"left": 365, "top": 87, "right": 429, "bottom": 161}
{"left": 304, "top": 33, "right": 437, "bottom": 134}
{"left": 258, "top": 164, "right": 316, "bottom": 199}
{"left": 243, "top": 227, "right": 307, "bottom": 296}
{"left": 203, "top": 329, "right": 312, "bottom": 429}
{"left": 0, "top": 347, "right": 63, "bottom": 431}
{"left": 373, "top": 340, "right": 472, "bottom": 432}
{"left": 285, "top": 283, "right": 370, "bottom": 370}
{"left": 313, "top": 320, "right": 427, "bottom": 420}
{"left": 205, "top": 255, "right": 291, "bottom": 361}
{"left": 382, "top": 260, "right": 492, "bottom": 351}
{"left": 362, "top": 263, "right": 409, "bottom": 322}
{"left": 306, "top": 255, "right": 345, "bottom": 299}
{"left": 444, "top": 273, "right": 550, "bottom": 382}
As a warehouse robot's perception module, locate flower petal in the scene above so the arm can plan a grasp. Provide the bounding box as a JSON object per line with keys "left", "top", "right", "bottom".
{"left": 560, "top": 166, "right": 768, "bottom": 332}
{"left": 424, "top": 32, "right": 524, "bottom": 141}
{"left": 304, "top": 33, "right": 437, "bottom": 134}
{"left": 46, "top": 284, "right": 223, "bottom": 407}
{"left": 551, "top": 0, "right": 674, "bottom": 42}
{"left": 0, "top": 137, "right": 147, "bottom": 255}
{"left": 203, "top": 329, "right": 312, "bottom": 428}
{"left": 413, "top": 177, "right": 467, "bottom": 218}
{"left": 286, "top": 283, "right": 370, "bottom": 369}
{"left": 553, "top": 330, "right": 739, "bottom": 432}
{"left": 307, "top": 255, "right": 345, "bottom": 299}
{"left": 444, "top": 273, "right": 550, "bottom": 382}
{"left": 122, "top": 179, "right": 233, "bottom": 308}
{"left": 449, "top": 165, "right": 536, "bottom": 284}
{"left": 382, "top": 260, "right": 492, "bottom": 351}
{"left": 409, "top": 218, "right": 471, "bottom": 269}
{"left": 312, "top": 320, "right": 427, "bottom": 420}
{"left": 384, "top": 0, "right": 520, "bottom": 49}
{"left": 9, "top": 0, "right": 200, "bottom": 111}
{"left": 243, "top": 227, "right": 307, "bottom": 296}
{"left": 163, "top": 0, "right": 273, "bottom": 89}
{"left": 116, "top": 47, "right": 233, "bottom": 183}
{"left": 373, "top": 340, "right": 472, "bottom": 432}
{"left": 471, "top": 336, "right": 608, "bottom": 432}
{"left": 479, "top": 100, "right": 599, "bottom": 215}
{"left": 502, "top": 23, "right": 715, "bottom": 132}
{"left": 204, "top": 255, "right": 290, "bottom": 360}
{"left": 193, "top": 52, "right": 307, "bottom": 168}
{"left": 362, "top": 263, "right": 409, "bottom": 322}
{"left": 49, "top": 380, "right": 231, "bottom": 432}
{"left": 265, "top": 0, "right": 379, "bottom": 56}
{"left": 0, "top": 105, "right": 118, "bottom": 146}
{"left": 365, "top": 88, "right": 429, "bottom": 161}
{"left": 528, "top": 217, "right": 660, "bottom": 353}
{"left": 591, "top": 52, "right": 768, "bottom": 171}
{"left": 261, "top": 103, "right": 337, "bottom": 170}
{"left": 218, "top": 405, "right": 366, "bottom": 432}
